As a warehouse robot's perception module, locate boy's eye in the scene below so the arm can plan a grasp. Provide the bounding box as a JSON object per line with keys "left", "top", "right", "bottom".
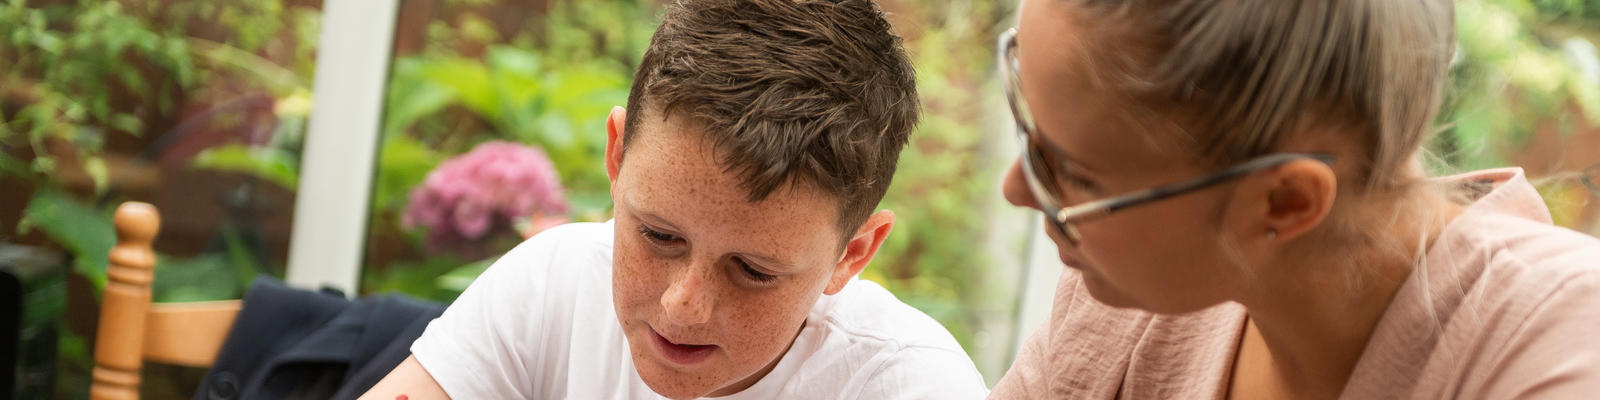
{"left": 734, "top": 257, "right": 777, "bottom": 283}
{"left": 639, "top": 225, "right": 682, "bottom": 244}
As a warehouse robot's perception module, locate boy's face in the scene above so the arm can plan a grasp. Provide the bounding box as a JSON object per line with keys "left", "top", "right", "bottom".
{"left": 605, "top": 108, "right": 868, "bottom": 399}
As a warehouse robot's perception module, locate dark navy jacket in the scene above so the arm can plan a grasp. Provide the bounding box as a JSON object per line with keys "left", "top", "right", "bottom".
{"left": 192, "top": 277, "right": 444, "bottom": 400}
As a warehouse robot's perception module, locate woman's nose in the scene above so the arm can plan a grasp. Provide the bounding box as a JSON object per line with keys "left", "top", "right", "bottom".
{"left": 1003, "top": 158, "right": 1043, "bottom": 210}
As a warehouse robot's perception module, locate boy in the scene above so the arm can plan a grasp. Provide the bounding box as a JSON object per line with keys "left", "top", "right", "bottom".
{"left": 362, "top": 0, "right": 987, "bottom": 398}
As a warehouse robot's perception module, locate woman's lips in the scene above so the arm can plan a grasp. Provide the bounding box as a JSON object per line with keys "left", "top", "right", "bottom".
{"left": 650, "top": 327, "right": 718, "bottom": 365}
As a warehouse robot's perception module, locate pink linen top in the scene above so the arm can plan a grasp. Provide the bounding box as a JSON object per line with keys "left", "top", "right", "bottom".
{"left": 990, "top": 168, "right": 1600, "bottom": 399}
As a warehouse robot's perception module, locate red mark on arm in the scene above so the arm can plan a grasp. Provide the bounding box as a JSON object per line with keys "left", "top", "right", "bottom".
{"left": 395, "top": 396, "right": 408, "bottom": 400}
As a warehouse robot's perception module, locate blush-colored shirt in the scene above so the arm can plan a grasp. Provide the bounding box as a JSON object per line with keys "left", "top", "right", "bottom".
{"left": 991, "top": 168, "right": 1600, "bottom": 399}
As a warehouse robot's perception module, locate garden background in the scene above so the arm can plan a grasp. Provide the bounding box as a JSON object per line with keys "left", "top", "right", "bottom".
{"left": 2, "top": 0, "right": 1599, "bottom": 398}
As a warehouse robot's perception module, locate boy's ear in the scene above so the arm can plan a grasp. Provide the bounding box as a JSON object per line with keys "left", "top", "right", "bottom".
{"left": 605, "top": 106, "right": 627, "bottom": 183}
{"left": 825, "top": 210, "right": 895, "bottom": 295}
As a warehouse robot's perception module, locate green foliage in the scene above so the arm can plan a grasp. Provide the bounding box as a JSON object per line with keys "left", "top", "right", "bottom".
{"left": 1, "top": 0, "right": 193, "bottom": 191}
{"left": 381, "top": 45, "right": 630, "bottom": 218}
{"left": 371, "top": 135, "right": 446, "bottom": 215}
{"left": 1439, "top": 0, "right": 1600, "bottom": 171}
{"left": 2, "top": 1, "right": 318, "bottom": 395}
{"left": 868, "top": 1, "right": 1017, "bottom": 357}
{"left": 16, "top": 187, "right": 114, "bottom": 292}
{"left": 191, "top": 143, "right": 301, "bottom": 189}
{"left": 362, "top": 2, "right": 652, "bottom": 300}
{"left": 363, "top": 254, "right": 478, "bottom": 301}
{"left": 151, "top": 238, "right": 260, "bottom": 303}
{"left": 1533, "top": 0, "right": 1600, "bottom": 19}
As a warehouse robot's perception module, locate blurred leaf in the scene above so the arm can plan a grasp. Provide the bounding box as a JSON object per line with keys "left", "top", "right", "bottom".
{"left": 419, "top": 58, "right": 497, "bottom": 119}
{"left": 84, "top": 155, "right": 107, "bottom": 194}
{"left": 384, "top": 58, "right": 459, "bottom": 138}
{"left": 436, "top": 256, "right": 497, "bottom": 293}
{"left": 152, "top": 253, "right": 241, "bottom": 302}
{"left": 151, "top": 223, "right": 263, "bottom": 302}
{"left": 0, "top": 154, "right": 30, "bottom": 178}
{"left": 20, "top": 188, "right": 114, "bottom": 291}
{"left": 190, "top": 37, "right": 300, "bottom": 94}
{"left": 373, "top": 135, "right": 444, "bottom": 213}
{"left": 108, "top": 113, "right": 143, "bottom": 133}
{"left": 363, "top": 254, "right": 470, "bottom": 300}
{"left": 191, "top": 143, "right": 300, "bottom": 189}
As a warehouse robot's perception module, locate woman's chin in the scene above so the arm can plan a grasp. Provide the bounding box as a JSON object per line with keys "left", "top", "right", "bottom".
{"left": 1079, "top": 272, "right": 1137, "bottom": 309}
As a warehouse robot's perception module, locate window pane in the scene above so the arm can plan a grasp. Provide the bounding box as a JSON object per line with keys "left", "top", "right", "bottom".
{"left": 1, "top": 0, "right": 324, "bottom": 397}
{"left": 1447, "top": 1, "right": 1600, "bottom": 235}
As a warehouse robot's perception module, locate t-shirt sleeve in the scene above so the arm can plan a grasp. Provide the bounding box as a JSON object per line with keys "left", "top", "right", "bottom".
{"left": 852, "top": 346, "right": 991, "bottom": 400}
{"left": 1476, "top": 271, "right": 1600, "bottom": 399}
{"left": 408, "top": 235, "right": 563, "bottom": 398}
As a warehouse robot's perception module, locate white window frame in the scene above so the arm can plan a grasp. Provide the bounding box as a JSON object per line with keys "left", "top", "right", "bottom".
{"left": 285, "top": 0, "right": 401, "bottom": 295}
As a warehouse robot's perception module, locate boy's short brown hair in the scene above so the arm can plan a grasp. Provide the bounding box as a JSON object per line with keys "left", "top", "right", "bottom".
{"left": 621, "top": 0, "right": 919, "bottom": 236}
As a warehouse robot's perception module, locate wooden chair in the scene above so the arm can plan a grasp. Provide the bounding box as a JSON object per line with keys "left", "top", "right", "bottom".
{"left": 89, "top": 202, "right": 244, "bottom": 400}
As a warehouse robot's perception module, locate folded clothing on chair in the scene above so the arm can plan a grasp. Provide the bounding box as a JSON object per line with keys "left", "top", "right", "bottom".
{"left": 193, "top": 276, "right": 445, "bottom": 400}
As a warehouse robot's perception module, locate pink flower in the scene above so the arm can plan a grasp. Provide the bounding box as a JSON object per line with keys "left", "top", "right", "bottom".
{"left": 402, "top": 141, "right": 570, "bottom": 259}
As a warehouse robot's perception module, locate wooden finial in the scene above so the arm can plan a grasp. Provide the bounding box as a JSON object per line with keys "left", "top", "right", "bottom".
{"left": 90, "top": 202, "right": 162, "bottom": 400}
{"left": 113, "top": 202, "right": 160, "bottom": 248}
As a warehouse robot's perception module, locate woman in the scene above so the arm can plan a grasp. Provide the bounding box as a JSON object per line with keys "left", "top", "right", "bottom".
{"left": 992, "top": 0, "right": 1600, "bottom": 399}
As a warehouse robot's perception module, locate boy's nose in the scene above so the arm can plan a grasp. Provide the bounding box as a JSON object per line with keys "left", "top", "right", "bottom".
{"left": 661, "top": 264, "right": 714, "bottom": 326}
{"left": 1003, "top": 158, "right": 1043, "bottom": 210}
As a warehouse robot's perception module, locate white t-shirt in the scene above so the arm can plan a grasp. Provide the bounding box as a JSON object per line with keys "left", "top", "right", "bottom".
{"left": 410, "top": 221, "right": 990, "bottom": 399}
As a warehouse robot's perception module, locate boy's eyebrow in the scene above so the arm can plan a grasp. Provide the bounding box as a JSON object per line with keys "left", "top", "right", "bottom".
{"left": 621, "top": 197, "right": 684, "bottom": 232}
{"left": 740, "top": 252, "right": 799, "bottom": 272}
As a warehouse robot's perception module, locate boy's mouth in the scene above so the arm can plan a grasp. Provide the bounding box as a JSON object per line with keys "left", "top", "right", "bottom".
{"left": 649, "top": 327, "right": 718, "bottom": 365}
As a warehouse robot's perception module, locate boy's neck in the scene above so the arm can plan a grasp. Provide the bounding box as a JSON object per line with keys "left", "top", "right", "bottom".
{"left": 707, "top": 322, "right": 807, "bottom": 397}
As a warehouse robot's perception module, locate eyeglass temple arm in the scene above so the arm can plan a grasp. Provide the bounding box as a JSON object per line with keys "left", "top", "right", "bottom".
{"left": 1056, "top": 153, "right": 1337, "bottom": 222}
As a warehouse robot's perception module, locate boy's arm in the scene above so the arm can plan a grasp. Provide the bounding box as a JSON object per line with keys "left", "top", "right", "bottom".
{"left": 356, "top": 224, "right": 584, "bottom": 399}
{"left": 360, "top": 356, "right": 451, "bottom": 400}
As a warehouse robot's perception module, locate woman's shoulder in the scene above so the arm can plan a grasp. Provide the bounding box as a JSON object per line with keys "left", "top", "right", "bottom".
{"left": 1431, "top": 167, "right": 1600, "bottom": 300}
{"left": 1403, "top": 193, "right": 1600, "bottom": 397}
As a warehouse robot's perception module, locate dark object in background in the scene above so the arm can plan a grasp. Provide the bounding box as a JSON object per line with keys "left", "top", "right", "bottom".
{"left": 194, "top": 277, "right": 444, "bottom": 400}
{"left": 0, "top": 244, "right": 67, "bottom": 400}
{"left": 1583, "top": 163, "right": 1600, "bottom": 196}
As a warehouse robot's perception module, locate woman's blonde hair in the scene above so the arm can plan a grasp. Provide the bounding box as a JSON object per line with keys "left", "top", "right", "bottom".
{"left": 1062, "top": 0, "right": 1456, "bottom": 192}
{"left": 1057, "top": 0, "right": 1462, "bottom": 297}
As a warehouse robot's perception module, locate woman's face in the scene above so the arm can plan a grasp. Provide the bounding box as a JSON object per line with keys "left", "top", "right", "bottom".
{"left": 1001, "top": 0, "right": 1247, "bottom": 313}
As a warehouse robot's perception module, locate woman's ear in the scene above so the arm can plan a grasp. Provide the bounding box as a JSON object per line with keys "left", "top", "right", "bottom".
{"left": 1232, "top": 158, "right": 1338, "bottom": 244}
{"left": 825, "top": 210, "right": 895, "bottom": 295}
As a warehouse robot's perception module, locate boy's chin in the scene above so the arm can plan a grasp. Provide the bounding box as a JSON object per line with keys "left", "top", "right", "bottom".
{"left": 632, "top": 352, "right": 725, "bottom": 400}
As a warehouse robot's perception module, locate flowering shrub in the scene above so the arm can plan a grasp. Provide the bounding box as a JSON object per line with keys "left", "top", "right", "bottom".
{"left": 402, "top": 141, "right": 570, "bottom": 259}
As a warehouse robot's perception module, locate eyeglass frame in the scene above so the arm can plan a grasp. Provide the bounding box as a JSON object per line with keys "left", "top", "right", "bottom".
{"left": 996, "top": 27, "right": 1337, "bottom": 245}
{"left": 1583, "top": 163, "right": 1600, "bottom": 195}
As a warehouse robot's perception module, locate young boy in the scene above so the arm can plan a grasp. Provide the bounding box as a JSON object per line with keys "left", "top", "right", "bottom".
{"left": 362, "top": 0, "right": 987, "bottom": 398}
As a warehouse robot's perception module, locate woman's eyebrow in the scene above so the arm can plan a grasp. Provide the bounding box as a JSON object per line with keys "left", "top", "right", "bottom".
{"left": 1034, "top": 134, "right": 1102, "bottom": 174}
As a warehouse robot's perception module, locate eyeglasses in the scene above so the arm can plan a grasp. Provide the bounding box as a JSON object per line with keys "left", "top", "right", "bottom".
{"left": 1584, "top": 163, "right": 1600, "bottom": 195}
{"left": 997, "top": 28, "right": 1336, "bottom": 246}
